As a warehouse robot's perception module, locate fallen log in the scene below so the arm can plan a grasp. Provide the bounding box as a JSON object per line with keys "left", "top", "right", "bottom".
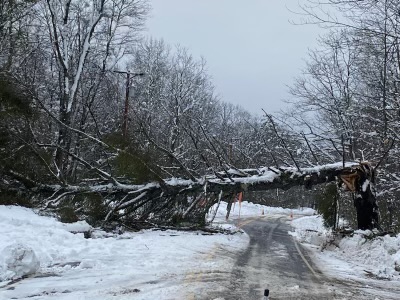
{"left": 3, "top": 161, "right": 379, "bottom": 230}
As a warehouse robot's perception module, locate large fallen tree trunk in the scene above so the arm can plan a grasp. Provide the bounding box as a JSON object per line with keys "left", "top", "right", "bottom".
{"left": 339, "top": 163, "right": 379, "bottom": 230}
{"left": 3, "top": 162, "right": 379, "bottom": 230}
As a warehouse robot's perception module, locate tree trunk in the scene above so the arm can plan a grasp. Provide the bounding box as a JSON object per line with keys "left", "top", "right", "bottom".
{"left": 353, "top": 165, "right": 379, "bottom": 230}
{"left": 5, "top": 162, "right": 380, "bottom": 230}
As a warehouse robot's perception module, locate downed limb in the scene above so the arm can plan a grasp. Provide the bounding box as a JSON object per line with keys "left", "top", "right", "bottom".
{"left": 5, "top": 161, "right": 379, "bottom": 229}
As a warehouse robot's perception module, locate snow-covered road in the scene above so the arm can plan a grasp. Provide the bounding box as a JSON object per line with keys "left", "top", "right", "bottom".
{"left": 203, "top": 215, "right": 400, "bottom": 299}
{"left": 1, "top": 202, "right": 400, "bottom": 299}
{"left": 205, "top": 215, "right": 336, "bottom": 299}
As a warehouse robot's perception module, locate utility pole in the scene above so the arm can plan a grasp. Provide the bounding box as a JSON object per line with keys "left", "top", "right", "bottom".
{"left": 113, "top": 70, "right": 145, "bottom": 139}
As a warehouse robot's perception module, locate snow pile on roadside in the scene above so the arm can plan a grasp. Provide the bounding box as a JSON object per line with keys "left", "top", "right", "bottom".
{"left": 0, "top": 205, "right": 248, "bottom": 299}
{"left": 0, "top": 244, "right": 40, "bottom": 281}
{"left": 336, "top": 230, "right": 400, "bottom": 279}
{"left": 209, "top": 200, "right": 316, "bottom": 222}
{"left": 289, "top": 215, "right": 331, "bottom": 247}
{"left": 290, "top": 214, "right": 400, "bottom": 281}
{"left": 0, "top": 206, "right": 92, "bottom": 281}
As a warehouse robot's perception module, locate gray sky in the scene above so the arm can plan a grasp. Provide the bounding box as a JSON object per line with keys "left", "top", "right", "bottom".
{"left": 145, "top": 0, "right": 324, "bottom": 115}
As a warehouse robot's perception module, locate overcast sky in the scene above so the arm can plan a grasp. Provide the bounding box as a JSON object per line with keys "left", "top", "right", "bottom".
{"left": 145, "top": 0, "right": 324, "bottom": 115}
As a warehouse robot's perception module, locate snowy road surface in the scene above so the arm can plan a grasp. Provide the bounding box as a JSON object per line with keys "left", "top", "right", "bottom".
{"left": 201, "top": 215, "right": 400, "bottom": 300}
{"left": 207, "top": 215, "right": 338, "bottom": 299}
{"left": 1, "top": 204, "right": 400, "bottom": 299}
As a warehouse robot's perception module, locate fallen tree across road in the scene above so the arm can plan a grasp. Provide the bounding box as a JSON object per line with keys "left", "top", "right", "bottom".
{"left": 3, "top": 161, "right": 380, "bottom": 230}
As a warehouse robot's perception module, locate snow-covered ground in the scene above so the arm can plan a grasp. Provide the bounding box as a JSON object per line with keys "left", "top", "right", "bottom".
{"left": 1, "top": 201, "right": 400, "bottom": 299}
{"left": 209, "top": 200, "right": 315, "bottom": 221}
{"left": 290, "top": 214, "right": 400, "bottom": 281}
{"left": 0, "top": 205, "right": 249, "bottom": 300}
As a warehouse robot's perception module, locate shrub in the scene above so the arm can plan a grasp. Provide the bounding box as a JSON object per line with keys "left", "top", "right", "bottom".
{"left": 316, "top": 182, "right": 338, "bottom": 228}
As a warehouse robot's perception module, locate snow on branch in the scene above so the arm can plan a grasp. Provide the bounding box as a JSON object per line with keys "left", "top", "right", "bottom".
{"left": 5, "top": 161, "right": 366, "bottom": 228}
{"left": 26, "top": 161, "right": 359, "bottom": 202}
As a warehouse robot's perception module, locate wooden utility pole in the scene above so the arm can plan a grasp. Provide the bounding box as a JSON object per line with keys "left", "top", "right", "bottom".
{"left": 113, "top": 70, "right": 145, "bottom": 139}
{"left": 123, "top": 72, "right": 130, "bottom": 139}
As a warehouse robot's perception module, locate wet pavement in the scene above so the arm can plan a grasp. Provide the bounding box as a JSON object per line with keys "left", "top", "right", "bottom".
{"left": 202, "top": 216, "right": 399, "bottom": 300}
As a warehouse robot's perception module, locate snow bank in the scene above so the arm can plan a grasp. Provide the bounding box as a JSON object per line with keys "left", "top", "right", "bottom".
{"left": 0, "top": 206, "right": 92, "bottom": 281}
{"left": 289, "top": 215, "right": 330, "bottom": 247}
{"left": 0, "top": 244, "right": 40, "bottom": 281}
{"left": 209, "top": 200, "right": 316, "bottom": 222}
{"left": 290, "top": 214, "right": 400, "bottom": 281}
{"left": 0, "top": 205, "right": 248, "bottom": 299}
{"left": 336, "top": 230, "right": 400, "bottom": 279}
{"left": 0, "top": 206, "right": 93, "bottom": 278}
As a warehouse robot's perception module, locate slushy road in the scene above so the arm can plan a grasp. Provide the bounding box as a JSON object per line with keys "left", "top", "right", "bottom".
{"left": 205, "top": 216, "right": 397, "bottom": 300}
